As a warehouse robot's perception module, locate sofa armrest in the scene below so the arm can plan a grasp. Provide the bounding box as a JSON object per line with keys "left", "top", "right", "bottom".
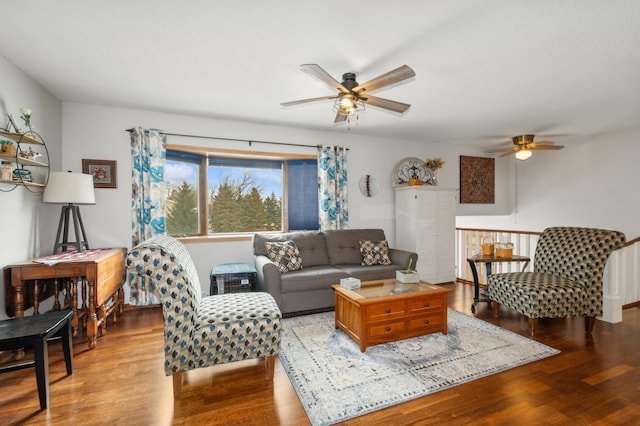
{"left": 254, "top": 255, "right": 283, "bottom": 308}
{"left": 389, "top": 248, "right": 418, "bottom": 271}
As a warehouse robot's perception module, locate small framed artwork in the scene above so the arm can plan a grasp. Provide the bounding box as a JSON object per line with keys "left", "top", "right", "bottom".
{"left": 460, "top": 155, "right": 495, "bottom": 203}
{"left": 82, "top": 159, "right": 117, "bottom": 188}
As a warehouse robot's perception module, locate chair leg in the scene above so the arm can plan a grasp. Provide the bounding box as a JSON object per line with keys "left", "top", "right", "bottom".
{"left": 492, "top": 301, "right": 501, "bottom": 317}
{"left": 585, "top": 316, "right": 596, "bottom": 334}
{"left": 172, "top": 371, "right": 183, "bottom": 399}
{"left": 265, "top": 356, "right": 275, "bottom": 381}
{"left": 528, "top": 318, "right": 538, "bottom": 337}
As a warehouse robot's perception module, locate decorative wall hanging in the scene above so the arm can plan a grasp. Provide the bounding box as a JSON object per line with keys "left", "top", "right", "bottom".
{"left": 392, "top": 157, "right": 433, "bottom": 188}
{"left": 82, "top": 159, "right": 117, "bottom": 188}
{"left": 359, "top": 175, "right": 379, "bottom": 197}
{"left": 460, "top": 155, "right": 494, "bottom": 203}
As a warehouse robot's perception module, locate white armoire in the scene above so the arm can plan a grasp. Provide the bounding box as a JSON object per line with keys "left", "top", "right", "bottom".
{"left": 394, "top": 186, "right": 457, "bottom": 284}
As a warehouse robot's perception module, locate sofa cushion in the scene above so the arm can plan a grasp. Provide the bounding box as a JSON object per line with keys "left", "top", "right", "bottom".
{"left": 359, "top": 239, "right": 392, "bottom": 266}
{"left": 324, "top": 229, "right": 388, "bottom": 265}
{"left": 280, "top": 266, "right": 349, "bottom": 293}
{"left": 336, "top": 264, "right": 403, "bottom": 282}
{"left": 253, "top": 231, "right": 329, "bottom": 267}
{"left": 265, "top": 240, "right": 303, "bottom": 273}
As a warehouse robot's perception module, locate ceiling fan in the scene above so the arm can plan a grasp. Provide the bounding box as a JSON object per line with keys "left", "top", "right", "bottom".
{"left": 485, "top": 134, "right": 564, "bottom": 160}
{"left": 281, "top": 64, "right": 416, "bottom": 123}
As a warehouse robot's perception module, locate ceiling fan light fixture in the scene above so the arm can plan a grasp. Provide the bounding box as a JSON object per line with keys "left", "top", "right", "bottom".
{"left": 334, "top": 95, "right": 365, "bottom": 116}
{"left": 515, "top": 149, "right": 532, "bottom": 160}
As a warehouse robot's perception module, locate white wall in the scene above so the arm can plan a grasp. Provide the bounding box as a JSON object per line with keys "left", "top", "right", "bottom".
{"left": 0, "top": 54, "right": 62, "bottom": 319}
{"left": 61, "top": 102, "right": 508, "bottom": 299}
{"left": 5, "top": 56, "right": 637, "bottom": 313}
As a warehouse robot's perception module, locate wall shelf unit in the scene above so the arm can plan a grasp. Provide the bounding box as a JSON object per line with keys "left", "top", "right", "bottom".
{"left": 0, "top": 130, "right": 49, "bottom": 192}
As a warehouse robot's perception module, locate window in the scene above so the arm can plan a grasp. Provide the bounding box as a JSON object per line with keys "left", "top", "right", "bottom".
{"left": 165, "top": 147, "right": 318, "bottom": 237}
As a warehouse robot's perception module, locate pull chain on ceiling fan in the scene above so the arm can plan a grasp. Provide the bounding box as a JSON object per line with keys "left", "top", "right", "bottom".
{"left": 485, "top": 134, "right": 564, "bottom": 160}
{"left": 281, "top": 64, "right": 416, "bottom": 123}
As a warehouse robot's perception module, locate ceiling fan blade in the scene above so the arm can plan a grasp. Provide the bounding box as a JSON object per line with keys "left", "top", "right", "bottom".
{"left": 300, "top": 64, "right": 350, "bottom": 94}
{"left": 499, "top": 151, "right": 517, "bottom": 157}
{"left": 529, "top": 144, "right": 564, "bottom": 150}
{"left": 334, "top": 110, "right": 348, "bottom": 123}
{"left": 485, "top": 146, "right": 517, "bottom": 154}
{"left": 281, "top": 95, "right": 338, "bottom": 107}
{"left": 353, "top": 65, "right": 416, "bottom": 94}
{"left": 362, "top": 94, "right": 411, "bottom": 113}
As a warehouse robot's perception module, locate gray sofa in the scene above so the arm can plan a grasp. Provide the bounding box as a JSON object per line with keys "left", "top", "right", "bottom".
{"left": 252, "top": 229, "right": 417, "bottom": 315}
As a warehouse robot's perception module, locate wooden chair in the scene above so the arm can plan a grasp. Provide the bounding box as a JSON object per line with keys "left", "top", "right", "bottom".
{"left": 126, "top": 235, "right": 282, "bottom": 398}
{"left": 488, "top": 227, "right": 626, "bottom": 336}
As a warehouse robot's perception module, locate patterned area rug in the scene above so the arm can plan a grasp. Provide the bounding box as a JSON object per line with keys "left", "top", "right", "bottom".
{"left": 279, "top": 309, "right": 559, "bottom": 426}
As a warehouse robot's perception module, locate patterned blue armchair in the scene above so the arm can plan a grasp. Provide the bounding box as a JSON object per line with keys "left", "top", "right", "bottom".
{"left": 126, "top": 235, "right": 282, "bottom": 398}
{"left": 488, "top": 227, "right": 625, "bottom": 336}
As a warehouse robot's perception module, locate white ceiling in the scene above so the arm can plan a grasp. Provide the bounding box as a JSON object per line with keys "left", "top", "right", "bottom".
{"left": 1, "top": 1, "right": 639, "bottom": 150}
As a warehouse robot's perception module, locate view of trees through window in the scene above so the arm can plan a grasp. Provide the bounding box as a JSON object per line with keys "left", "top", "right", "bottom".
{"left": 165, "top": 152, "right": 284, "bottom": 235}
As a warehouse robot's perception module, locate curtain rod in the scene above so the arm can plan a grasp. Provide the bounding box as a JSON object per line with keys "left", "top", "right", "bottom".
{"left": 125, "top": 128, "right": 348, "bottom": 150}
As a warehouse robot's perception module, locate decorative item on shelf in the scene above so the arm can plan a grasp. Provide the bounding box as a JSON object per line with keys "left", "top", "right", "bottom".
{"left": 481, "top": 236, "right": 495, "bottom": 255}
{"left": 1, "top": 161, "right": 12, "bottom": 181}
{"left": 1, "top": 140, "right": 16, "bottom": 155}
{"left": 20, "top": 107, "right": 32, "bottom": 131}
{"left": 424, "top": 157, "right": 444, "bottom": 186}
{"left": 13, "top": 167, "right": 33, "bottom": 182}
{"left": 396, "top": 259, "right": 419, "bottom": 283}
{"left": 495, "top": 242, "right": 514, "bottom": 258}
{"left": 392, "top": 157, "right": 433, "bottom": 188}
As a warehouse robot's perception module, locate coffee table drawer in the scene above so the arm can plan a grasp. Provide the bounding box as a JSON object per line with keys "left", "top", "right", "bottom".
{"left": 366, "top": 301, "right": 406, "bottom": 321}
{"left": 368, "top": 321, "right": 406, "bottom": 338}
{"left": 409, "top": 313, "right": 445, "bottom": 331}
{"left": 408, "top": 295, "right": 444, "bottom": 313}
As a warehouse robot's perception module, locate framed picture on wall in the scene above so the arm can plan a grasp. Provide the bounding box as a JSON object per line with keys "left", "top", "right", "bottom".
{"left": 459, "top": 155, "right": 494, "bottom": 203}
{"left": 82, "top": 159, "right": 117, "bottom": 188}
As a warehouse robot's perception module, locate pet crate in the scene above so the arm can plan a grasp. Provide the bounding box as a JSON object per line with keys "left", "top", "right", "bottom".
{"left": 209, "top": 262, "right": 257, "bottom": 295}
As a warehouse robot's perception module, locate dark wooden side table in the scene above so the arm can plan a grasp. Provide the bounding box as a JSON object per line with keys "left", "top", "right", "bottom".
{"left": 467, "top": 253, "right": 530, "bottom": 313}
{"left": 4, "top": 247, "right": 126, "bottom": 349}
{"left": 0, "top": 310, "right": 73, "bottom": 409}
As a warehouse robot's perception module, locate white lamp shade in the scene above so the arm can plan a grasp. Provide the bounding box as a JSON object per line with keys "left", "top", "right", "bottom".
{"left": 44, "top": 172, "right": 96, "bottom": 204}
{"left": 515, "top": 149, "right": 532, "bottom": 161}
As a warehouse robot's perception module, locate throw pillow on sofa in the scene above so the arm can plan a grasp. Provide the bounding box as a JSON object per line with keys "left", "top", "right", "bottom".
{"left": 359, "top": 240, "right": 392, "bottom": 266}
{"left": 265, "top": 240, "right": 303, "bottom": 273}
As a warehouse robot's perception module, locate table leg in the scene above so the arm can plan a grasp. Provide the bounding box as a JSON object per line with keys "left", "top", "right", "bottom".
{"left": 70, "top": 277, "right": 79, "bottom": 338}
{"left": 87, "top": 279, "right": 98, "bottom": 349}
{"left": 33, "top": 280, "right": 40, "bottom": 315}
{"left": 53, "top": 278, "right": 61, "bottom": 311}
{"left": 33, "top": 338, "right": 50, "bottom": 410}
{"left": 468, "top": 260, "right": 481, "bottom": 313}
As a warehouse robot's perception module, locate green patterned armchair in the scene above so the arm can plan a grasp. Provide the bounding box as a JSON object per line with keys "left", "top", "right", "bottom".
{"left": 127, "top": 235, "right": 282, "bottom": 398}
{"left": 488, "top": 227, "right": 625, "bottom": 336}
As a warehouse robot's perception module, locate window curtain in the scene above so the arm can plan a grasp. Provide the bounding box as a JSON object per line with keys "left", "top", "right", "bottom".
{"left": 318, "top": 145, "right": 348, "bottom": 230}
{"left": 129, "top": 127, "right": 166, "bottom": 306}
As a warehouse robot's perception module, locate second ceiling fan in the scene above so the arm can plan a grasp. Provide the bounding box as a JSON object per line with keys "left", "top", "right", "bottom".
{"left": 485, "top": 134, "right": 564, "bottom": 160}
{"left": 281, "top": 64, "right": 416, "bottom": 123}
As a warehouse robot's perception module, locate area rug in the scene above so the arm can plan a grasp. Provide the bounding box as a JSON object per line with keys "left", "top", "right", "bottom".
{"left": 279, "top": 309, "right": 559, "bottom": 426}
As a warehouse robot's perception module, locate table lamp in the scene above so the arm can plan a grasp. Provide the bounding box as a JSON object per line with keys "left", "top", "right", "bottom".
{"left": 43, "top": 171, "right": 96, "bottom": 253}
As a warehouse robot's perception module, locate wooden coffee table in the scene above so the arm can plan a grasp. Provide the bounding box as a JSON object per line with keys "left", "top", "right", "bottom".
{"left": 332, "top": 278, "right": 450, "bottom": 352}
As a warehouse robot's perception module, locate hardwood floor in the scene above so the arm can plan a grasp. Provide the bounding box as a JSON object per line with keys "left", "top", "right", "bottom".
{"left": 1, "top": 282, "right": 638, "bottom": 425}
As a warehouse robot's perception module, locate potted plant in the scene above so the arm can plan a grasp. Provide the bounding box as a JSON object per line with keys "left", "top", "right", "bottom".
{"left": 1, "top": 140, "right": 16, "bottom": 156}
{"left": 396, "top": 259, "right": 419, "bottom": 283}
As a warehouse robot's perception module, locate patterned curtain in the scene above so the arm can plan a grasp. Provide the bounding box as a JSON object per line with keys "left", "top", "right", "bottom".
{"left": 318, "top": 145, "right": 348, "bottom": 230}
{"left": 129, "top": 127, "right": 166, "bottom": 305}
